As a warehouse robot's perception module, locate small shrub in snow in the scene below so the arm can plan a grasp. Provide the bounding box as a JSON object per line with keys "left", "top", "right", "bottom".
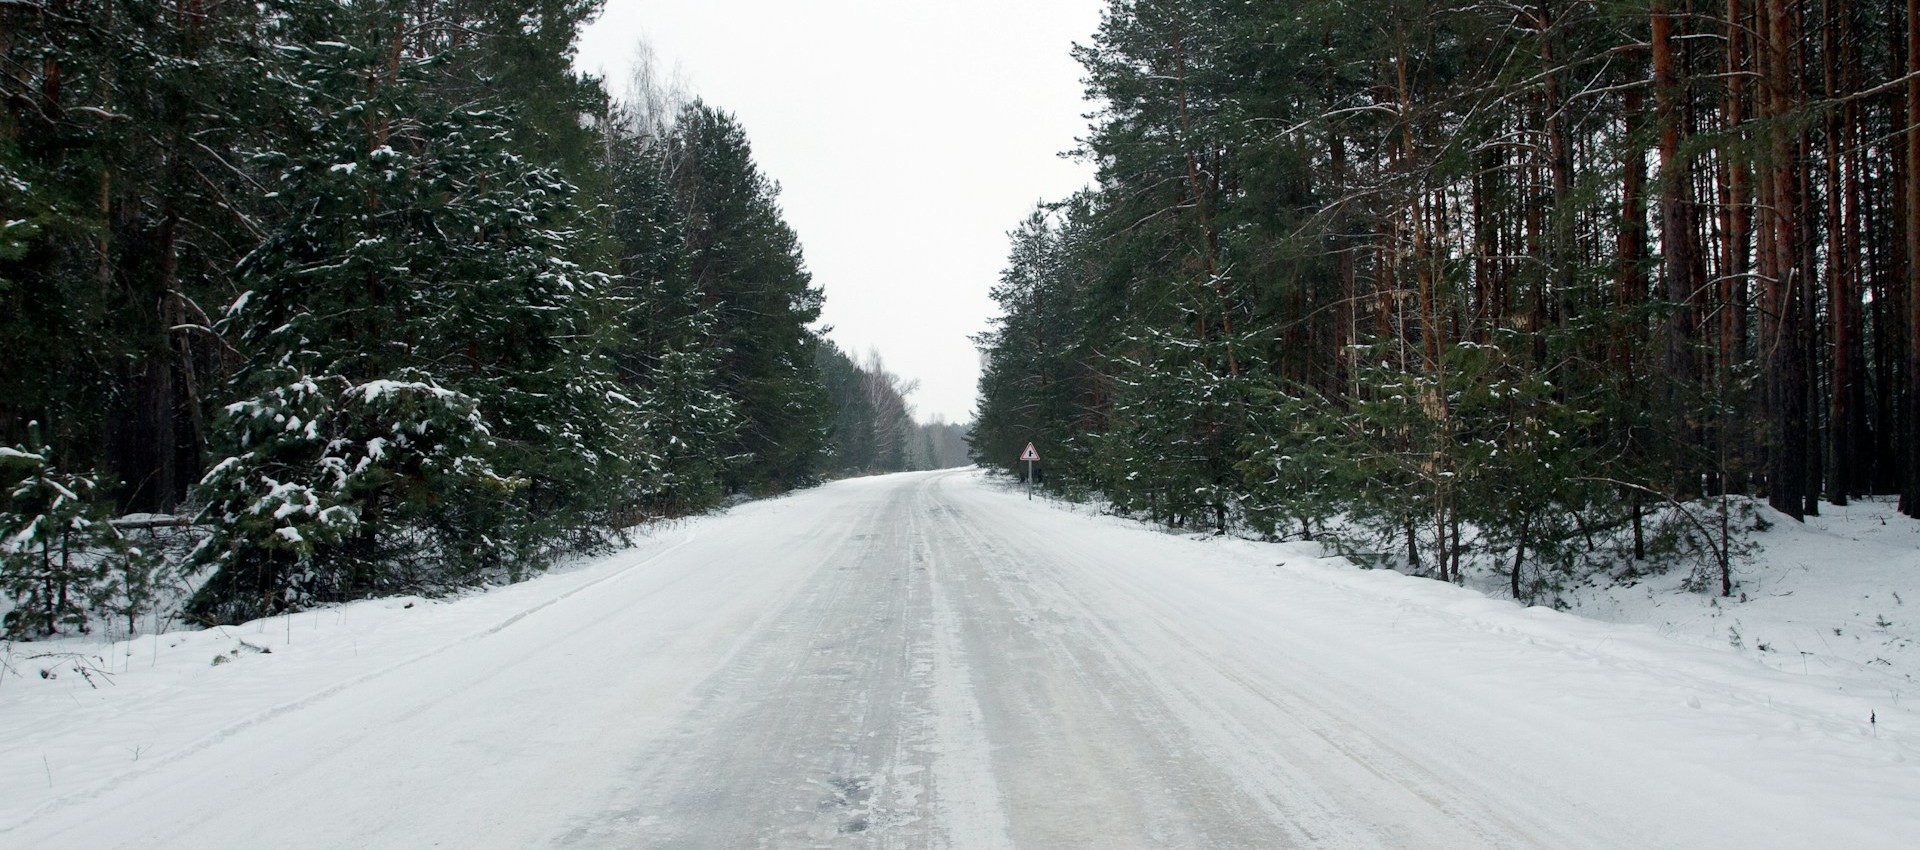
{"left": 1, "top": 436, "right": 170, "bottom": 639}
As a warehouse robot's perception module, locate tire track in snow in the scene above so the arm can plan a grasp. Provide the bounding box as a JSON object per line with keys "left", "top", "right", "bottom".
{"left": 926, "top": 472, "right": 1615, "bottom": 849}
{"left": 907, "top": 480, "right": 1017, "bottom": 850}
{"left": 923, "top": 477, "right": 1308, "bottom": 848}
{"left": 550, "top": 476, "right": 943, "bottom": 848}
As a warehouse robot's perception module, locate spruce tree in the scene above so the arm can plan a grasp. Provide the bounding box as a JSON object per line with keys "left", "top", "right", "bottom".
{"left": 187, "top": 13, "right": 630, "bottom": 622}
{"left": 664, "top": 103, "right": 829, "bottom": 493}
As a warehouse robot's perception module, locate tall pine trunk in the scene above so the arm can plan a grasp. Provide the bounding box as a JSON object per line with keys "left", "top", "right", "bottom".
{"left": 1721, "top": 0, "right": 1754, "bottom": 494}
{"left": 1655, "top": 0, "right": 1701, "bottom": 496}
{"left": 1906, "top": 0, "right": 1920, "bottom": 517}
{"left": 1824, "top": 0, "right": 1859, "bottom": 506}
{"left": 1763, "top": 0, "right": 1810, "bottom": 520}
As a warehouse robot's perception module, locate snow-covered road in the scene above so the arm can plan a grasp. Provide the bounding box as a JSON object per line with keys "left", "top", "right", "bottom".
{"left": 4, "top": 470, "right": 1915, "bottom": 848}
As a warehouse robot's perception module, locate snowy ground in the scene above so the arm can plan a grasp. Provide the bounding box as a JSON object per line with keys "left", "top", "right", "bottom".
{"left": 2, "top": 469, "right": 1915, "bottom": 848}
{"left": 1554, "top": 497, "right": 1918, "bottom": 692}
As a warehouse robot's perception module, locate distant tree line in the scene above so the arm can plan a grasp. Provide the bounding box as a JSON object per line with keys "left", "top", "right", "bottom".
{"left": 916, "top": 420, "right": 972, "bottom": 470}
{"left": 817, "top": 342, "right": 975, "bottom": 475}
{"left": 973, "top": 0, "right": 1920, "bottom": 601}
{"left": 0, "top": 0, "right": 923, "bottom": 633}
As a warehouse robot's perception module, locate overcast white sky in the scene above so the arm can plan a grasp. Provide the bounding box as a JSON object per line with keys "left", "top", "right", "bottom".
{"left": 574, "top": 0, "right": 1104, "bottom": 424}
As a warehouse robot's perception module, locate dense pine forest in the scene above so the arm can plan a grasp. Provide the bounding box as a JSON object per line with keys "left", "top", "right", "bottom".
{"left": 0, "top": 0, "right": 944, "bottom": 635}
{"left": 974, "top": 0, "right": 1920, "bottom": 600}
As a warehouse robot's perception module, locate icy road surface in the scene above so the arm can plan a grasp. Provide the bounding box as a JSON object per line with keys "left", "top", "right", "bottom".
{"left": 4, "top": 470, "right": 1916, "bottom": 848}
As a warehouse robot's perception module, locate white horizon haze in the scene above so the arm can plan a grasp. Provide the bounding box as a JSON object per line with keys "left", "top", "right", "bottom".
{"left": 574, "top": 0, "right": 1104, "bottom": 424}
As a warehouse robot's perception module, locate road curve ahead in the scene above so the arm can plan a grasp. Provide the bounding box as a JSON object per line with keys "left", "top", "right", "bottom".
{"left": 7, "top": 470, "right": 1915, "bottom": 849}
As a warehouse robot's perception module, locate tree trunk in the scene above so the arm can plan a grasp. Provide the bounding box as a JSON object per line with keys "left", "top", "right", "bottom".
{"left": 1824, "top": 0, "right": 1861, "bottom": 505}
{"left": 1620, "top": 85, "right": 1649, "bottom": 338}
{"left": 1905, "top": 0, "right": 1920, "bottom": 516}
{"left": 1883, "top": 0, "right": 1911, "bottom": 497}
{"left": 1721, "top": 0, "right": 1754, "bottom": 494}
{"left": 1764, "top": 0, "right": 1809, "bottom": 520}
{"left": 1654, "top": 0, "right": 1701, "bottom": 495}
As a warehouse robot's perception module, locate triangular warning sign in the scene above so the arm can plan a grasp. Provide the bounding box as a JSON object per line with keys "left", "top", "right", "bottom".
{"left": 1020, "top": 442, "right": 1041, "bottom": 462}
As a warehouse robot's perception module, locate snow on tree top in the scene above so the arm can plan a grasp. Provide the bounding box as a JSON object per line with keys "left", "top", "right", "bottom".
{"left": 353, "top": 380, "right": 456, "bottom": 403}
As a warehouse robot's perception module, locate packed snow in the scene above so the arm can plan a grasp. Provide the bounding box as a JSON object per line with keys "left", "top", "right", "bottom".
{"left": 1, "top": 469, "right": 1914, "bottom": 848}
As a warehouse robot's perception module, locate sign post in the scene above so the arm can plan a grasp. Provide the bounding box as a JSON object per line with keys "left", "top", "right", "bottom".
{"left": 1019, "top": 442, "right": 1041, "bottom": 500}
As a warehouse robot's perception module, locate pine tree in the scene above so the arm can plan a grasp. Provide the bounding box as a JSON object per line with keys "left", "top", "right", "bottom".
{"left": 976, "top": 0, "right": 1920, "bottom": 596}
{"left": 186, "top": 10, "right": 628, "bottom": 622}
{"left": 1, "top": 433, "right": 156, "bottom": 637}
{"left": 815, "top": 341, "right": 920, "bottom": 476}
{"left": 664, "top": 103, "right": 829, "bottom": 493}
{"left": 605, "top": 109, "right": 741, "bottom": 514}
